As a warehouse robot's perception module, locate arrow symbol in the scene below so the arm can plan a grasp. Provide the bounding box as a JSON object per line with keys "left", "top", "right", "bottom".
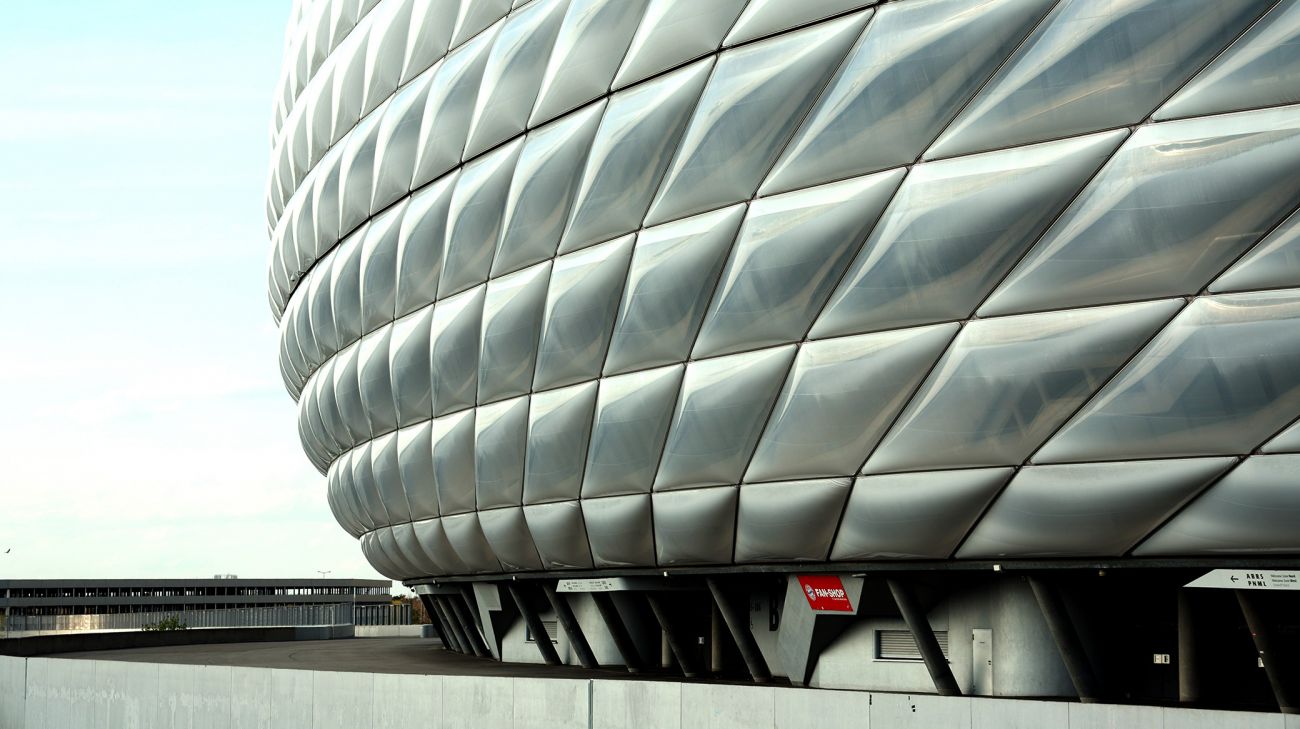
{"left": 1230, "top": 575, "right": 1239, "bottom": 583}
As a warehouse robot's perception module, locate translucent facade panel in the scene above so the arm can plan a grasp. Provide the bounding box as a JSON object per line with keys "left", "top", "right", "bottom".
{"left": 431, "top": 409, "right": 477, "bottom": 515}
{"left": 747, "top": 324, "right": 958, "bottom": 483}
{"left": 463, "top": 0, "right": 568, "bottom": 159}
{"left": 865, "top": 300, "right": 1181, "bottom": 474}
{"left": 477, "top": 262, "right": 550, "bottom": 404}
{"left": 313, "top": 148, "right": 344, "bottom": 256}
{"left": 528, "top": 0, "right": 647, "bottom": 127}
{"left": 411, "top": 31, "right": 495, "bottom": 188}
{"left": 981, "top": 107, "right": 1300, "bottom": 316}
{"left": 451, "top": 0, "right": 512, "bottom": 50}
{"left": 358, "top": 204, "right": 402, "bottom": 333}
{"left": 307, "top": 248, "right": 340, "bottom": 362}
{"left": 734, "top": 479, "right": 851, "bottom": 563}
{"left": 559, "top": 59, "right": 711, "bottom": 255}
{"left": 332, "top": 33, "right": 371, "bottom": 148}
{"left": 583, "top": 364, "right": 683, "bottom": 498}
{"left": 1263, "top": 419, "right": 1300, "bottom": 454}
{"left": 693, "top": 170, "right": 904, "bottom": 358}
{"left": 392, "top": 521, "right": 442, "bottom": 576}
{"left": 401, "top": 0, "right": 456, "bottom": 83}
{"left": 360, "top": 532, "right": 402, "bottom": 579}
{"left": 339, "top": 104, "right": 386, "bottom": 236}
{"left": 362, "top": 1, "right": 414, "bottom": 141}
{"left": 429, "top": 284, "right": 484, "bottom": 416}
{"left": 832, "top": 468, "right": 1011, "bottom": 560}
{"left": 413, "top": 517, "right": 470, "bottom": 574}
{"left": 1157, "top": 1, "right": 1300, "bottom": 121}
{"left": 812, "top": 131, "right": 1125, "bottom": 340}
{"left": 927, "top": 0, "right": 1271, "bottom": 159}
{"left": 653, "top": 486, "right": 738, "bottom": 566}
{"left": 478, "top": 507, "right": 543, "bottom": 571}
{"left": 725, "top": 0, "right": 872, "bottom": 47}
{"left": 611, "top": 0, "right": 746, "bottom": 89}
{"left": 394, "top": 174, "right": 454, "bottom": 317}
{"left": 494, "top": 103, "right": 604, "bottom": 277}
{"left": 654, "top": 346, "right": 795, "bottom": 491}
{"left": 1036, "top": 292, "right": 1300, "bottom": 463}
{"left": 473, "top": 395, "right": 529, "bottom": 510}
{"left": 604, "top": 206, "right": 744, "bottom": 375}
{"left": 439, "top": 140, "right": 522, "bottom": 298}
{"left": 370, "top": 432, "right": 413, "bottom": 525}
{"left": 333, "top": 342, "right": 371, "bottom": 444}
{"left": 389, "top": 307, "right": 434, "bottom": 427}
{"left": 329, "top": 226, "right": 367, "bottom": 345}
{"left": 523, "top": 382, "right": 597, "bottom": 505}
{"left": 644, "top": 13, "right": 869, "bottom": 227}
{"left": 357, "top": 327, "right": 397, "bottom": 434}
{"left": 958, "top": 458, "right": 1234, "bottom": 559}
{"left": 524, "top": 501, "right": 595, "bottom": 569}
{"left": 350, "top": 442, "right": 388, "bottom": 527}
{"left": 1209, "top": 210, "right": 1300, "bottom": 294}
{"left": 533, "top": 235, "right": 634, "bottom": 390}
{"left": 1136, "top": 455, "right": 1300, "bottom": 555}
{"left": 380, "top": 526, "right": 425, "bottom": 578}
{"left": 763, "top": 0, "right": 1055, "bottom": 195}
{"left": 441, "top": 512, "right": 502, "bottom": 573}
{"left": 396, "top": 420, "right": 439, "bottom": 520}
{"left": 371, "top": 75, "right": 429, "bottom": 213}
{"left": 582, "top": 495, "right": 655, "bottom": 568}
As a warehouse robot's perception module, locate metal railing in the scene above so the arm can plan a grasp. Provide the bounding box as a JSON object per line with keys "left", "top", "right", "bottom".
{"left": 1, "top": 603, "right": 353, "bottom": 637}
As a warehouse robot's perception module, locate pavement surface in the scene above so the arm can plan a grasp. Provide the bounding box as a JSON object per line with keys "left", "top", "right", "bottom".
{"left": 53, "top": 638, "right": 676, "bottom": 680}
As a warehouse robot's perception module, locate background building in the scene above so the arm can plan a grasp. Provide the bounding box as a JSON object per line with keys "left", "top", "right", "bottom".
{"left": 0, "top": 578, "right": 395, "bottom": 636}
{"left": 265, "top": 0, "right": 1300, "bottom": 712}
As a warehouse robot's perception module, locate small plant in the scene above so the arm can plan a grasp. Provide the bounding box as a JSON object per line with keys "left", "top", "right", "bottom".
{"left": 142, "top": 615, "right": 188, "bottom": 631}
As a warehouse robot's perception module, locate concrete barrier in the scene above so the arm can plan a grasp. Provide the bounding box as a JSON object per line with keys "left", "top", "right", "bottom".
{"left": 3, "top": 654, "right": 1295, "bottom": 729}
{"left": 0, "top": 624, "right": 354, "bottom": 658}
{"left": 352, "top": 624, "right": 433, "bottom": 639}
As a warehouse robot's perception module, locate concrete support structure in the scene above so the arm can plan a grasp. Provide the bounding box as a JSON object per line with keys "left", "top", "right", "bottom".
{"left": 543, "top": 584, "right": 598, "bottom": 670}
{"left": 887, "top": 578, "right": 961, "bottom": 697}
{"left": 507, "top": 583, "right": 560, "bottom": 666}
{"left": 1029, "top": 577, "right": 1102, "bottom": 703}
{"left": 707, "top": 579, "right": 770, "bottom": 684}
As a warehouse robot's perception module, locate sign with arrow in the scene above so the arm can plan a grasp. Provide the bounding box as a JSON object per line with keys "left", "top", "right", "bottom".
{"left": 1185, "top": 570, "right": 1300, "bottom": 590}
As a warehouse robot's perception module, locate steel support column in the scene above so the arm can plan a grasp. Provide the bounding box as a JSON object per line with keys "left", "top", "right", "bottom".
{"left": 1237, "top": 591, "right": 1298, "bottom": 715}
{"left": 592, "top": 591, "right": 643, "bottom": 673}
{"left": 706, "top": 578, "right": 770, "bottom": 683}
{"left": 886, "top": 578, "right": 961, "bottom": 697}
{"left": 508, "top": 583, "right": 561, "bottom": 666}
{"left": 448, "top": 590, "right": 489, "bottom": 657}
{"left": 543, "top": 583, "right": 598, "bottom": 669}
{"left": 646, "top": 592, "right": 698, "bottom": 678}
{"left": 1028, "top": 576, "right": 1102, "bottom": 703}
{"left": 418, "top": 594, "right": 452, "bottom": 648}
{"left": 432, "top": 595, "right": 467, "bottom": 654}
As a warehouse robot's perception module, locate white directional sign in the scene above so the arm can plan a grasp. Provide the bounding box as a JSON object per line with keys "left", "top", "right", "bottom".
{"left": 1185, "top": 570, "right": 1300, "bottom": 590}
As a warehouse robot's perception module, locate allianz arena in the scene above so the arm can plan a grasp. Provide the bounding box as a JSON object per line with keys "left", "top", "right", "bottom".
{"left": 266, "top": 0, "right": 1300, "bottom": 709}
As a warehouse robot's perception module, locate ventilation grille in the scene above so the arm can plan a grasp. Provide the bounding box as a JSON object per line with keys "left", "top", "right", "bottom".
{"left": 876, "top": 629, "right": 949, "bottom": 660}
{"left": 525, "top": 619, "right": 559, "bottom": 644}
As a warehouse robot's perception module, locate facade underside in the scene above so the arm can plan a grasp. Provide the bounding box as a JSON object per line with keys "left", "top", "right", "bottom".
{"left": 265, "top": 0, "right": 1300, "bottom": 709}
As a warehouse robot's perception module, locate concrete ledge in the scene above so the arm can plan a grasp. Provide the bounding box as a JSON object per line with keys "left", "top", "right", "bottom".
{"left": 0, "top": 624, "right": 354, "bottom": 657}
{"left": 4, "top": 654, "right": 1295, "bottom": 729}
{"left": 353, "top": 625, "right": 432, "bottom": 639}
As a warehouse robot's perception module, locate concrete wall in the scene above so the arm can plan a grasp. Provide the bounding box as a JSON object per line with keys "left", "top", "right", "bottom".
{"left": 0, "top": 625, "right": 354, "bottom": 658}
{"left": 353, "top": 625, "right": 432, "bottom": 639}
{"left": 2, "top": 654, "right": 1295, "bottom": 729}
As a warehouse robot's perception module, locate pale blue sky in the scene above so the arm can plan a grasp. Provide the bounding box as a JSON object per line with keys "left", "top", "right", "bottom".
{"left": 0, "top": 1, "right": 386, "bottom": 582}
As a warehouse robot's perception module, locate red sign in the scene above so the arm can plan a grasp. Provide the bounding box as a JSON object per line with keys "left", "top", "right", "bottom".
{"left": 797, "top": 575, "right": 853, "bottom": 612}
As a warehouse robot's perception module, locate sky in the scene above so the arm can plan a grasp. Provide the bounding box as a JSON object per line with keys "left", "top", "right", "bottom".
{"left": 0, "top": 1, "right": 388, "bottom": 583}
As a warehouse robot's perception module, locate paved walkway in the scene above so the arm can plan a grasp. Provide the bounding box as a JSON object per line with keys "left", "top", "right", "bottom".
{"left": 54, "top": 638, "right": 678, "bottom": 681}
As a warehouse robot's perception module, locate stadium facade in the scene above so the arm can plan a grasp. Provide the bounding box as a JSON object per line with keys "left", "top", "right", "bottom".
{"left": 265, "top": 0, "right": 1300, "bottom": 711}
